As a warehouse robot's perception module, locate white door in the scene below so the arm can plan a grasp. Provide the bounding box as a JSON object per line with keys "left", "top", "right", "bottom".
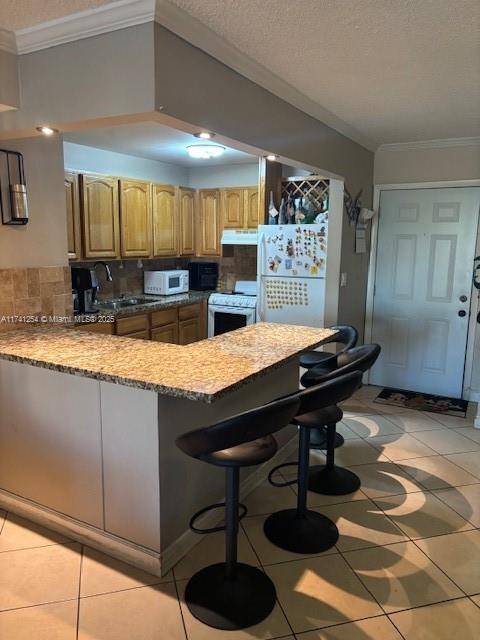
{"left": 370, "top": 187, "right": 480, "bottom": 397}
{"left": 257, "top": 276, "right": 325, "bottom": 327}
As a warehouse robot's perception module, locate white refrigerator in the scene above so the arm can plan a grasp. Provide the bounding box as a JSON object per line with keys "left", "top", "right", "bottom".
{"left": 257, "top": 224, "right": 328, "bottom": 327}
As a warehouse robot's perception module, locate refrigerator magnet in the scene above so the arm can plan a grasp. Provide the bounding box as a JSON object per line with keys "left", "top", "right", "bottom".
{"left": 285, "top": 259, "right": 292, "bottom": 270}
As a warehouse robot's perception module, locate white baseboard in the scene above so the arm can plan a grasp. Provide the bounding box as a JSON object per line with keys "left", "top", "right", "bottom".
{"left": 0, "top": 488, "right": 163, "bottom": 576}
{"left": 160, "top": 434, "right": 298, "bottom": 574}
{"left": 0, "top": 434, "right": 299, "bottom": 577}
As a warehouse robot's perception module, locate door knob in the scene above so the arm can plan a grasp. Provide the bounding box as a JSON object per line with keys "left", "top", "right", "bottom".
{"left": 458, "top": 310, "right": 467, "bottom": 317}
{"left": 459, "top": 295, "right": 468, "bottom": 302}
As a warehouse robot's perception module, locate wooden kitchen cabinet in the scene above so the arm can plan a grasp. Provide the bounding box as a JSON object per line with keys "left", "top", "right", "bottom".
{"left": 65, "top": 172, "right": 82, "bottom": 260}
{"left": 178, "top": 317, "right": 201, "bottom": 345}
{"left": 245, "top": 187, "right": 260, "bottom": 228}
{"left": 119, "top": 180, "right": 152, "bottom": 258}
{"left": 198, "top": 189, "right": 221, "bottom": 256}
{"left": 152, "top": 184, "right": 177, "bottom": 257}
{"left": 82, "top": 175, "right": 120, "bottom": 259}
{"left": 151, "top": 323, "right": 179, "bottom": 344}
{"left": 116, "top": 314, "right": 149, "bottom": 337}
{"left": 178, "top": 186, "right": 196, "bottom": 256}
{"left": 124, "top": 329, "right": 150, "bottom": 340}
{"left": 221, "top": 186, "right": 260, "bottom": 229}
{"left": 75, "top": 322, "right": 114, "bottom": 335}
{"left": 222, "top": 188, "right": 244, "bottom": 229}
{"left": 178, "top": 302, "right": 204, "bottom": 345}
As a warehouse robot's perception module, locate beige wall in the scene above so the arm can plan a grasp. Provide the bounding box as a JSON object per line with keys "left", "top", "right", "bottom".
{"left": 374, "top": 142, "right": 480, "bottom": 184}
{"left": 0, "top": 24, "right": 374, "bottom": 335}
{"left": 0, "top": 137, "right": 68, "bottom": 268}
{"left": 154, "top": 24, "right": 374, "bottom": 337}
{"left": 374, "top": 142, "right": 480, "bottom": 397}
{"left": 0, "top": 48, "right": 19, "bottom": 110}
{"left": 0, "top": 24, "right": 155, "bottom": 135}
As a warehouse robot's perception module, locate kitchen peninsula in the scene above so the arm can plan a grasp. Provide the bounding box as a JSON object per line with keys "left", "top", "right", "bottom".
{"left": 0, "top": 323, "right": 335, "bottom": 576}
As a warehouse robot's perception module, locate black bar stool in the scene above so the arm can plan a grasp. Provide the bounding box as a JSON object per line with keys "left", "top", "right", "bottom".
{"left": 264, "top": 371, "right": 362, "bottom": 554}
{"left": 175, "top": 395, "right": 300, "bottom": 631}
{"left": 299, "top": 324, "right": 358, "bottom": 370}
{"left": 301, "top": 344, "right": 381, "bottom": 496}
{"left": 300, "top": 325, "right": 358, "bottom": 451}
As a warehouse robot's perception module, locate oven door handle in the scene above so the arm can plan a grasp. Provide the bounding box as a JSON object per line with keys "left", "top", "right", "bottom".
{"left": 209, "top": 305, "right": 254, "bottom": 314}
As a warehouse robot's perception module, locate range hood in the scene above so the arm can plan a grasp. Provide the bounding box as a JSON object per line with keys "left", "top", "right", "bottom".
{"left": 221, "top": 229, "right": 258, "bottom": 245}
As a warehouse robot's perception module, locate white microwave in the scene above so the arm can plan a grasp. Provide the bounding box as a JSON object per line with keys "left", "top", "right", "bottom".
{"left": 144, "top": 270, "right": 189, "bottom": 296}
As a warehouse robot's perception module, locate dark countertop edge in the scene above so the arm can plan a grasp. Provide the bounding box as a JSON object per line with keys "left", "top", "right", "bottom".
{"left": 0, "top": 338, "right": 324, "bottom": 404}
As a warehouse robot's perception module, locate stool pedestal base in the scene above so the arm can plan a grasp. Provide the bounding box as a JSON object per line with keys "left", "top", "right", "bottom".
{"left": 263, "top": 508, "right": 339, "bottom": 554}
{"left": 309, "top": 427, "right": 344, "bottom": 450}
{"left": 308, "top": 465, "right": 361, "bottom": 496}
{"left": 185, "top": 562, "right": 276, "bottom": 630}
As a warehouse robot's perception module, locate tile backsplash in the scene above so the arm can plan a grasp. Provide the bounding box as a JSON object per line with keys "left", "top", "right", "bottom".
{"left": 0, "top": 248, "right": 257, "bottom": 332}
{"left": 75, "top": 246, "right": 257, "bottom": 298}
{"left": 0, "top": 266, "right": 73, "bottom": 332}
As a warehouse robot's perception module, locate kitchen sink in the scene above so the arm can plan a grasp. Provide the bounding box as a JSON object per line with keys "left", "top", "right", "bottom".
{"left": 95, "top": 297, "right": 161, "bottom": 310}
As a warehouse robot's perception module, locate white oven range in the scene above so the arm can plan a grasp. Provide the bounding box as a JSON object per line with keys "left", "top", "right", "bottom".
{"left": 208, "top": 280, "right": 257, "bottom": 337}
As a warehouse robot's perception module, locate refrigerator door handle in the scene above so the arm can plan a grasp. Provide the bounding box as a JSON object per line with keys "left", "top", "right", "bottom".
{"left": 257, "top": 232, "right": 265, "bottom": 322}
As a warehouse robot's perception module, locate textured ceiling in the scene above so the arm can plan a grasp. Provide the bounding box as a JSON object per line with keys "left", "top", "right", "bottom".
{"left": 170, "top": 0, "right": 480, "bottom": 144}
{"left": 64, "top": 121, "right": 257, "bottom": 166}
{"left": 0, "top": 0, "right": 112, "bottom": 31}
{"left": 1, "top": 0, "right": 479, "bottom": 145}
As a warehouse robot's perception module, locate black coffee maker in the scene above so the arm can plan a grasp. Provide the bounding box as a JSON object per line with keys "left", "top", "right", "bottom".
{"left": 71, "top": 267, "right": 98, "bottom": 315}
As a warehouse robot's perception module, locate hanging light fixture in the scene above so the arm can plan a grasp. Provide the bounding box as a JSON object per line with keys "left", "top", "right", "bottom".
{"left": 187, "top": 144, "right": 225, "bottom": 159}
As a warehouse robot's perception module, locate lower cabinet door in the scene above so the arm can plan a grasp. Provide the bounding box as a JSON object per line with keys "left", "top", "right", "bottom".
{"left": 151, "top": 323, "right": 179, "bottom": 344}
{"left": 124, "top": 329, "right": 150, "bottom": 340}
{"left": 178, "top": 317, "right": 201, "bottom": 345}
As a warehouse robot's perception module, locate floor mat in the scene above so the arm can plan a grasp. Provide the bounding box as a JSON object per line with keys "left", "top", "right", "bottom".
{"left": 374, "top": 387, "right": 468, "bottom": 417}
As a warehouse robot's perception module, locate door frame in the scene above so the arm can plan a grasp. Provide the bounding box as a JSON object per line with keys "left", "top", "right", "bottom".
{"left": 364, "top": 179, "right": 480, "bottom": 400}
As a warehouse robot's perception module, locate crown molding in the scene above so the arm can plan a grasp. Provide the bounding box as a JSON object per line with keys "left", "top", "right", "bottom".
{"left": 15, "top": 0, "right": 155, "bottom": 54}
{"left": 0, "top": 28, "right": 17, "bottom": 54}
{"left": 155, "top": 0, "right": 377, "bottom": 152}
{"left": 377, "top": 137, "right": 480, "bottom": 152}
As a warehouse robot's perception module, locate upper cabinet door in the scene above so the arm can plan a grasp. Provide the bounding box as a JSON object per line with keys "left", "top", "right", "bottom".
{"left": 178, "top": 187, "right": 195, "bottom": 256}
{"left": 222, "top": 188, "right": 244, "bottom": 229}
{"left": 245, "top": 187, "right": 260, "bottom": 228}
{"left": 119, "top": 180, "right": 152, "bottom": 258}
{"left": 152, "top": 184, "right": 177, "bottom": 257}
{"left": 65, "top": 172, "right": 82, "bottom": 260}
{"left": 82, "top": 175, "right": 120, "bottom": 259}
{"left": 198, "top": 189, "right": 221, "bottom": 256}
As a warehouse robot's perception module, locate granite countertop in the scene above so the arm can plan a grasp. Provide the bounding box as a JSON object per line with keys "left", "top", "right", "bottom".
{"left": 0, "top": 324, "right": 336, "bottom": 402}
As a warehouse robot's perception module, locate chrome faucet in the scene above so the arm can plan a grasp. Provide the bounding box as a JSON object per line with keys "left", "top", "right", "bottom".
{"left": 93, "top": 261, "right": 113, "bottom": 282}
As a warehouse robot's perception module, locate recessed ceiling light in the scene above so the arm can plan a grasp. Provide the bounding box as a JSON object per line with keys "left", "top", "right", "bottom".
{"left": 187, "top": 144, "right": 225, "bottom": 159}
{"left": 194, "top": 131, "right": 215, "bottom": 140}
{"left": 266, "top": 154, "right": 278, "bottom": 161}
{"left": 36, "top": 126, "right": 59, "bottom": 136}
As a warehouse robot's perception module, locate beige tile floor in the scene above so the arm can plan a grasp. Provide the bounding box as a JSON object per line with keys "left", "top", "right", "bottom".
{"left": 0, "top": 386, "right": 479, "bottom": 639}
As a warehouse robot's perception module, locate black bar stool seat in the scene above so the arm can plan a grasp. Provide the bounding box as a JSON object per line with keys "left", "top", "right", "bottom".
{"left": 176, "top": 395, "right": 300, "bottom": 631}
{"left": 299, "top": 325, "right": 358, "bottom": 370}
{"left": 299, "top": 325, "right": 359, "bottom": 451}
{"left": 295, "top": 405, "right": 343, "bottom": 430}
{"left": 198, "top": 435, "right": 277, "bottom": 467}
{"left": 264, "top": 371, "right": 362, "bottom": 555}
{"left": 302, "top": 344, "right": 382, "bottom": 496}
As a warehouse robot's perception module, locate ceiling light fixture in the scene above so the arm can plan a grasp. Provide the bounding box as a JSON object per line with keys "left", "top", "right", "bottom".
{"left": 36, "top": 126, "right": 59, "bottom": 136}
{"left": 194, "top": 131, "right": 215, "bottom": 140}
{"left": 266, "top": 154, "right": 278, "bottom": 161}
{"left": 187, "top": 144, "right": 225, "bottom": 159}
